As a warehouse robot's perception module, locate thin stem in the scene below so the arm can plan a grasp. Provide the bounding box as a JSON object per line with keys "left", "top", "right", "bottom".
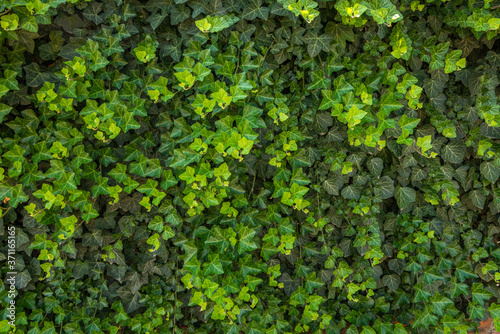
{"left": 250, "top": 174, "right": 257, "bottom": 197}
{"left": 1, "top": 207, "right": 12, "bottom": 218}
{"left": 241, "top": 322, "right": 249, "bottom": 331}
{"left": 262, "top": 41, "right": 275, "bottom": 63}
{"left": 0, "top": 176, "right": 13, "bottom": 185}
{"left": 0, "top": 9, "right": 12, "bottom": 17}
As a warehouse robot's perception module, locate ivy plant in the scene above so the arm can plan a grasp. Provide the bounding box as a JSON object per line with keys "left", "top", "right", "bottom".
{"left": 1, "top": 0, "right": 500, "bottom": 333}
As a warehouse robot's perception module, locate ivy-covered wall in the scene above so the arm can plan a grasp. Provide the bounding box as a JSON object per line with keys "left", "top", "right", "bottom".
{"left": 0, "top": 0, "right": 500, "bottom": 333}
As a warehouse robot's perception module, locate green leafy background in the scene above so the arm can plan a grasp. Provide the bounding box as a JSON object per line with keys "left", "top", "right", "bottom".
{"left": 1, "top": 0, "right": 500, "bottom": 333}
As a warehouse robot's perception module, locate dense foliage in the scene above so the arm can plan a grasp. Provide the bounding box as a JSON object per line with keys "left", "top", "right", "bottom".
{"left": 1, "top": 0, "right": 500, "bottom": 333}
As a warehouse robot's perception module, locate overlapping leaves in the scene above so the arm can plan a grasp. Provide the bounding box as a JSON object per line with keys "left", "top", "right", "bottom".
{"left": 1, "top": 0, "right": 500, "bottom": 333}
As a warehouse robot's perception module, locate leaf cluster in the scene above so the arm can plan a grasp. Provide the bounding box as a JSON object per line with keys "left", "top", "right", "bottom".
{"left": 1, "top": 0, "right": 500, "bottom": 333}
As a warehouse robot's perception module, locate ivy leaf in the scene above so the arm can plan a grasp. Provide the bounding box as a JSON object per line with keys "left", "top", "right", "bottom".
{"left": 346, "top": 325, "right": 359, "bottom": 334}
{"left": 238, "top": 226, "right": 258, "bottom": 254}
{"left": 430, "top": 293, "right": 453, "bottom": 316}
{"left": 15, "top": 270, "right": 31, "bottom": 289}
{"left": 308, "top": 70, "right": 331, "bottom": 90}
{"left": 367, "top": 158, "right": 383, "bottom": 178}
{"left": 388, "top": 258, "right": 406, "bottom": 275}
{"left": 123, "top": 177, "right": 139, "bottom": 193}
{"left": 118, "top": 111, "right": 139, "bottom": 132}
{"left": 24, "top": 63, "right": 50, "bottom": 87}
{"left": 412, "top": 307, "right": 438, "bottom": 329}
{"left": 469, "top": 301, "right": 485, "bottom": 320}
{"left": 398, "top": 115, "right": 420, "bottom": 135}
{"left": 341, "top": 185, "right": 361, "bottom": 200}
{"left": 2, "top": 69, "right": 19, "bottom": 90}
{"left": 469, "top": 189, "right": 486, "bottom": 209}
{"left": 214, "top": 163, "right": 231, "bottom": 180}
{"left": 456, "top": 36, "right": 480, "bottom": 58}
{"left": 307, "top": 294, "right": 325, "bottom": 311}
{"left": 203, "top": 254, "right": 224, "bottom": 275}
{"left": 4, "top": 145, "right": 26, "bottom": 162}
{"left": 145, "top": 159, "right": 162, "bottom": 178}
{"left": 319, "top": 90, "right": 340, "bottom": 110}
{"left": 161, "top": 169, "right": 178, "bottom": 190}
{"left": 137, "top": 179, "right": 159, "bottom": 197}
{"left": 0, "top": 103, "right": 12, "bottom": 123}
{"left": 0, "top": 320, "right": 12, "bottom": 332}
{"left": 147, "top": 12, "right": 167, "bottom": 30}
{"left": 305, "top": 272, "right": 324, "bottom": 293}
{"left": 129, "top": 156, "right": 149, "bottom": 177}
{"left": 108, "top": 163, "right": 128, "bottom": 183}
{"left": 148, "top": 76, "right": 174, "bottom": 102}
{"left": 379, "top": 93, "right": 403, "bottom": 116}
{"left": 455, "top": 261, "right": 478, "bottom": 282}
{"left": 382, "top": 274, "right": 401, "bottom": 291}
{"left": 161, "top": 225, "right": 175, "bottom": 240}
{"left": 82, "top": 230, "right": 104, "bottom": 247}
{"left": 92, "top": 176, "right": 110, "bottom": 197}
{"left": 417, "top": 136, "right": 433, "bottom": 155}
{"left": 488, "top": 303, "right": 500, "bottom": 320}
{"left": 82, "top": 2, "right": 104, "bottom": 24}
{"left": 118, "top": 287, "right": 142, "bottom": 314}
{"left": 394, "top": 186, "right": 416, "bottom": 209}
{"left": 171, "top": 5, "right": 191, "bottom": 25}
{"left": 346, "top": 106, "right": 367, "bottom": 127}
{"left": 195, "top": 14, "right": 239, "bottom": 33}
{"left": 444, "top": 50, "right": 465, "bottom": 73}
{"left": 179, "top": 166, "right": 196, "bottom": 184}
{"left": 441, "top": 140, "right": 466, "bottom": 164}
{"left": 442, "top": 314, "right": 459, "bottom": 330}
{"left": 304, "top": 32, "right": 332, "bottom": 58}
{"left": 480, "top": 161, "right": 500, "bottom": 183}
{"left": 279, "top": 273, "right": 300, "bottom": 296}
{"left": 289, "top": 149, "right": 311, "bottom": 169}
{"left": 242, "top": 0, "right": 269, "bottom": 20}
{"left": 471, "top": 283, "right": 493, "bottom": 305}
{"left": 360, "top": 326, "right": 376, "bottom": 334}
{"left": 446, "top": 278, "right": 469, "bottom": 298}
{"left": 372, "top": 320, "right": 394, "bottom": 334}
